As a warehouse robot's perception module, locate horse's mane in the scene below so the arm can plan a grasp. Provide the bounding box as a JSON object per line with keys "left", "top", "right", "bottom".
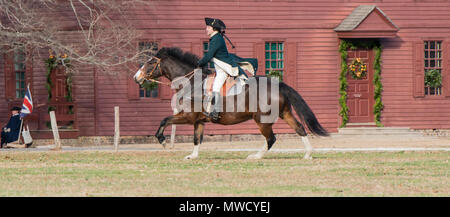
{"left": 156, "top": 47, "right": 199, "bottom": 68}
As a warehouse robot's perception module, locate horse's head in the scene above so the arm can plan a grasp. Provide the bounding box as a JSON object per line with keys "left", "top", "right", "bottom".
{"left": 133, "top": 56, "right": 163, "bottom": 86}
{"left": 135, "top": 47, "right": 205, "bottom": 85}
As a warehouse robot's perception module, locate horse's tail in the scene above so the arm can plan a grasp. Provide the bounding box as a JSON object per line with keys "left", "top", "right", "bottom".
{"left": 280, "top": 82, "right": 329, "bottom": 136}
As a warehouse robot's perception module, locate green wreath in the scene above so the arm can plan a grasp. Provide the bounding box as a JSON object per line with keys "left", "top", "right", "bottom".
{"left": 45, "top": 51, "right": 73, "bottom": 103}
{"left": 349, "top": 58, "right": 367, "bottom": 79}
{"left": 425, "top": 69, "right": 442, "bottom": 88}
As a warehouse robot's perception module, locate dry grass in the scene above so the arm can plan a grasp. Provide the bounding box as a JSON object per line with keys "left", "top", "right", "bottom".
{"left": 0, "top": 151, "right": 448, "bottom": 196}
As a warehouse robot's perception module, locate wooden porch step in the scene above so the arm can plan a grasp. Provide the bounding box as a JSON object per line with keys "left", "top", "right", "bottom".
{"left": 338, "top": 127, "right": 423, "bottom": 136}
{"left": 346, "top": 122, "right": 377, "bottom": 127}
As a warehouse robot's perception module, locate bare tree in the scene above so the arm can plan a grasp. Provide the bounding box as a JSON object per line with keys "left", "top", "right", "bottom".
{"left": 0, "top": 0, "right": 156, "bottom": 74}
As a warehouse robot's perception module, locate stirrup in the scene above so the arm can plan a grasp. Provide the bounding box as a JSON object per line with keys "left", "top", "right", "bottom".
{"left": 202, "top": 111, "right": 220, "bottom": 121}
{"left": 209, "top": 111, "right": 220, "bottom": 121}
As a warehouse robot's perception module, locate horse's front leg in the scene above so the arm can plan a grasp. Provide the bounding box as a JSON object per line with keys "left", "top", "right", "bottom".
{"left": 155, "top": 114, "right": 189, "bottom": 148}
{"left": 185, "top": 121, "right": 204, "bottom": 160}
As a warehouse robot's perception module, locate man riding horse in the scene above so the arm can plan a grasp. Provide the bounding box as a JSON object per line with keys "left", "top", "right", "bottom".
{"left": 198, "top": 17, "right": 253, "bottom": 121}
{"left": 133, "top": 17, "right": 328, "bottom": 160}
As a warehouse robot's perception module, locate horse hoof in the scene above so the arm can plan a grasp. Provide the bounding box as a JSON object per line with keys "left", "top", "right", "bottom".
{"left": 161, "top": 140, "right": 166, "bottom": 149}
{"left": 246, "top": 153, "right": 263, "bottom": 160}
{"left": 303, "top": 154, "right": 313, "bottom": 160}
{"left": 157, "top": 135, "right": 166, "bottom": 145}
{"left": 184, "top": 155, "right": 197, "bottom": 160}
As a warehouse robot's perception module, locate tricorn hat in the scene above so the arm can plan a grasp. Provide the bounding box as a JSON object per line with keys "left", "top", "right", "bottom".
{"left": 11, "top": 106, "right": 21, "bottom": 111}
{"left": 205, "top": 17, "right": 226, "bottom": 33}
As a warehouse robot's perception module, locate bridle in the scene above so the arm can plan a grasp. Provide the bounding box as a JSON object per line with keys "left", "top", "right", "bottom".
{"left": 139, "top": 56, "right": 171, "bottom": 86}
{"left": 142, "top": 56, "right": 196, "bottom": 86}
{"left": 144, "top": 56, "right": 162, "bottom": 81}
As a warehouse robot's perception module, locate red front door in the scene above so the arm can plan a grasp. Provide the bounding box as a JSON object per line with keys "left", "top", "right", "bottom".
{"left": 51, "top": 66, "right": 69, "bottom": 103}
{"left": 346, "top": 48, "right": 374, "bottom": 123}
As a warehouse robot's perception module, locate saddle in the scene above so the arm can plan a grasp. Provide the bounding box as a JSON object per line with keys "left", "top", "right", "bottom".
{"left": 205, "top": 73, "right": 237, "bottom": 96}
{"left": 204, "top": 59, "right": 257, "bottom": 96}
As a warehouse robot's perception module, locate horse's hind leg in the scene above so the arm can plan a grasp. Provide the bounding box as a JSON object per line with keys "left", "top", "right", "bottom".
{"left": 184, "top": 122, "right": 204, "bottom": 160}
{"left": 247, "top": 123, "right": 276, "bottom": 160}
{"left": 281, "top": 110, "right": 313, "bottom": 160}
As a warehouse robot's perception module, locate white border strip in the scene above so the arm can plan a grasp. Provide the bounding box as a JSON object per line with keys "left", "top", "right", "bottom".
{"left": 220, "top": 148, "right": 450, "bottom": 152}
{"left": 2, "top": 147, "right": 449, "bottom": 152}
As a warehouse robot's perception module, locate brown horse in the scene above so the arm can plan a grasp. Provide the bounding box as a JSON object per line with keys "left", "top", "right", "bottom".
{"left": 134, "top": 47, "right": 328, "bottom": 160}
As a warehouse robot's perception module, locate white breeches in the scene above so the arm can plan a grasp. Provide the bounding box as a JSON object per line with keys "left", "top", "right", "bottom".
{"left": 212, "top": 66, "right": 229, "bottom": 93}
{"left": 211, "top": 58, "right": 239, "bottom": 93}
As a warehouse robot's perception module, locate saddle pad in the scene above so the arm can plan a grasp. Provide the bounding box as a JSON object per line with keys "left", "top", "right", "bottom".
{"left": 204, "top": 73, "right": 243, "bottom": 96}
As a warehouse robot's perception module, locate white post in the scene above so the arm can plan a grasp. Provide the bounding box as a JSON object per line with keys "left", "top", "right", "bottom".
{"left": 170, "top": 109, "right": 177, "bottom": 149}
{"left": 50, "top": 111, "right": 61, "bottom": 151}
{"left": 114, "top": 106, "right": 120, "bottom": 152}
{"left": 170, "top": 125, "right": 176, "bottom": 149}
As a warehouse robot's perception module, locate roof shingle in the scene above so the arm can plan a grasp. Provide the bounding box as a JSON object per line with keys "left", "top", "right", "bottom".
{"left": 334, "top": 5, "right": 399, "bottom": 31}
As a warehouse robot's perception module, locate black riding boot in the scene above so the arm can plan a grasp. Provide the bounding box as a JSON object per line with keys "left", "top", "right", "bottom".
{"left": 210, "top": 91, "right": 222, "bottom": 121}
{"left": 204, "top": 91, "right": 221, "bottom": 122}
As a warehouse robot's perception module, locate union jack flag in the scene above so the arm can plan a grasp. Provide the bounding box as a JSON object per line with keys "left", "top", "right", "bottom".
{"left": 20, "top": 85, "right": 33, "bottom": 119}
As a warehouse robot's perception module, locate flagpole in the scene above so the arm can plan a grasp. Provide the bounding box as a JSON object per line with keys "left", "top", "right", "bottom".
{"left": 28, "top": 83, "right": 33, "bottom": 104}
{"left": 18, "top": 117, "right": 24, "bottom": 145}
{"left": 18, "top": 83, "right": 31, "bottom": 145}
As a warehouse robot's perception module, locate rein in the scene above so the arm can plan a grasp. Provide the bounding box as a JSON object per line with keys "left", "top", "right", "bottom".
{"left": 143, "top": 56, "right": 196, "bottom": 86}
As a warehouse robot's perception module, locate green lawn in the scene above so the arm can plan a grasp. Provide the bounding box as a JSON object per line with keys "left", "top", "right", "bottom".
{"left": 0, "top": 151, "right": 448, "bottom": 196}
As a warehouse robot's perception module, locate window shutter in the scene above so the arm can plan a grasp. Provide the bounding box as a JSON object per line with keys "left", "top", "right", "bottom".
{"left": 254, "top": 42, "right": 265, "bottom": 75}
{"left": 159, "top": 77, "right": 172, "bottom": 100}
{"left": 3, "top": 52, "right": 14, "bottom": 99}
{"left": 128, "top": 41, "right": 141, "bottom": 100}
{"left": 413, "top": 41, "right": 425, "bottom": 98}
{"left": 444, "top": 41, "right": 450, "bottom": 97}
{"left": 159, "top": 42, "right": 172, "bottom": 100}
{"left": 25, "top": 52, "right": 33, "bottom": 92}
{"left": 127, "top": 71, "right": 140, "bottom": 100}
{"left": 192, "top": 41, "right": 202, "bottom": 57}
{"left": 285, "top": 42, "right": 297, "bottom": 89}
{"left": 4, "top": 50, "right": 33, "bottom": 100}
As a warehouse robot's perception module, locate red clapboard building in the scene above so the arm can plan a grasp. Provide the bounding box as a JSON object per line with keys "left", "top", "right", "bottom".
{"left": 2, "top": 0, "right": 450, "bottom": 139}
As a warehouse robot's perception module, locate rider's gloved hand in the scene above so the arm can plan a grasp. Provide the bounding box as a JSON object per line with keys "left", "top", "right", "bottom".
{"left": 196, "top": 66, "right": 212, "bottom": 75}
{"left": 203, "top": 67, "right": 213, "bottom": 75}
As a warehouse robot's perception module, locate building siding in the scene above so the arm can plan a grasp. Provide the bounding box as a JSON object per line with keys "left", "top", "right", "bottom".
{"left": 2, "top": 0, "right": 450, "bottom": 138}
{"left": 0, "top": 57, "right": 7, "bottom": 127}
